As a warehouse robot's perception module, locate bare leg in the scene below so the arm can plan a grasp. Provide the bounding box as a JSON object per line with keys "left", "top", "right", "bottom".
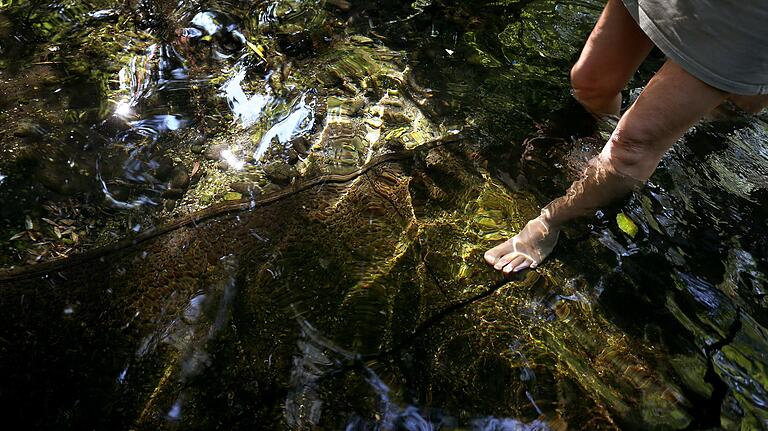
{"left": 570, "top": 0, "right": 654, "bottom": 116}
{"left": 727, "top": 94, "right": 768, "bottom": 114}
{"left": 485, "top": 60, "right": 728, "bottom": 275}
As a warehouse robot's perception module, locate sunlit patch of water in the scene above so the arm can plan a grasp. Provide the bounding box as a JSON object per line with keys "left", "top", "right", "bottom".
{"left": 221, "top": 64, "right": 271, "bottom": 127}
{"left": 87, "top": 9, "right": 118, "bottom": 20}
{"left": 704, "top": 119, "right": 768, "bottom": 200}
{"left": 128, "top": 115, "right": 188, "bottom": 135}
{"left": 114, "top": 100, "right": 133, "bottom": 118}
{"left": 258, "top": 0, "right": 325, "bottom": 28}
{"left": 254, "top": 92, "right": 315, "bottom": 160}
{"left": 117, "top": 43, "right": 160, "bottom": 108}
{"left": 220, "top": 148, "right": 246, "bottom": 170}
{"left": 192, "top": 11, "right": 224, "bottom": 37}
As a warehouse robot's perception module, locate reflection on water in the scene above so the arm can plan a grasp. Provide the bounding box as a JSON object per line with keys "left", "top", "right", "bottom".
{"left": 222, "top": 64, "right": 271, "bottom": 127}
{"left": 1, "top": 0, "right": 768, "bottom": 430}
{"left": 255, "top": 93, "right": 315, "bottom": 160}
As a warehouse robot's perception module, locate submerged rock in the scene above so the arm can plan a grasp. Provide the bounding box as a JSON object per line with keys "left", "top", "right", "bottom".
{"left": 12, "top": 120, "right": 48, "bottom": 139}
{"left": 229, "top": 181, "right": 260, "bottom": 195}
{"left": 263, "top": 161, "right": 297, "bottom": 184}
{"left": 204, "top": 144, "right": 229, "bottom": 161}
{"left": 161, "top": 187, "right": 185, "bottom": 199}
{"left": 168, "top": 166, "right": 190, "bottom": 190}
{"left": 1, "top": 2, "right": 766, "bottom": 429}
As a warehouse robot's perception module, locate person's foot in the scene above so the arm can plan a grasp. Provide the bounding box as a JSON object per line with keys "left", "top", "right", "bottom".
{"left": 484, "top": 216, "right": 560, "bottom": 275}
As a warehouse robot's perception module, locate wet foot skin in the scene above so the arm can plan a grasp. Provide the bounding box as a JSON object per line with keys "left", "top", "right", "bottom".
{"left": 484, "top": 217, "right": 560, "bottom": 275}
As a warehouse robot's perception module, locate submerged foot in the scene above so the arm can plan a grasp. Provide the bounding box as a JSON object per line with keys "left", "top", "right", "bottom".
{"left": 484, "top": 217, "right": 560, "bottom": 275}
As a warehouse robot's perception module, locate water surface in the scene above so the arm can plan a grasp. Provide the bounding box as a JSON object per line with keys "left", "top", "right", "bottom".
{"left": 1, "top": 0, "right": 767, "bottom": 429}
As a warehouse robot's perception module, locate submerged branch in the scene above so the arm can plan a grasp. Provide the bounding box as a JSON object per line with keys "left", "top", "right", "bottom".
{"left": 0, "top": 133, "right": 465, "bottom": 282}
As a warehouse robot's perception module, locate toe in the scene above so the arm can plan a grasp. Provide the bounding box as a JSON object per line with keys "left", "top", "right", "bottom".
{"left": 484, "top": 249, "right": 499, "bottom": 266}
{"left": 493, "top": 252, "right": 518, "bottom": 271}
{"left": 484, "top": 240, "right": 513, "bottom": 266}
{"left": 502, "top": 256, "right": 526, "bottom": 275}
{"left": 512, "top": 258, "right": 533, "bottom": 273}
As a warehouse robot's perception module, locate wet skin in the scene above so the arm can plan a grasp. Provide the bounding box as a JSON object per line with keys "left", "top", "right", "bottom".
{"left": 485, "top": 0, "right": 768, "bottom": 275}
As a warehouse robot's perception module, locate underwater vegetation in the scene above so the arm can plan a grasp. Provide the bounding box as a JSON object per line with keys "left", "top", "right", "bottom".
{"left": 1, "top": 0, "right": 767, "bottom": 429}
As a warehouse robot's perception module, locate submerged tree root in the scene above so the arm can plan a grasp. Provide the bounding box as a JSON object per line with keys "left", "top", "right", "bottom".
{"left": 0, "top": 133, "right": 465, "bottom": 282}
{"left": 686, "top": 311, "right": 742, "bottom": 430}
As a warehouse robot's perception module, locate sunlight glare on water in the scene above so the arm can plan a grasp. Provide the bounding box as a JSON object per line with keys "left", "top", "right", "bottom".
{"left": 114, "top": 100, "right": 133, "bottom": 117}
{"left": 254, "top": 93, "right": 315, "bottom": 160}
{"left": 222, "top": 66, "right": 271, "bottom": 128}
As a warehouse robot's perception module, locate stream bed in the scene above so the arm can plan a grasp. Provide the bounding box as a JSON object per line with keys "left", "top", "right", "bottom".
{"left": 0, "top": 0, "right": 767, "bottom": 430}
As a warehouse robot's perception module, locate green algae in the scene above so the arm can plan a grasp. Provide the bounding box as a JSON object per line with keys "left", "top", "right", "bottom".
{"left": 1, "top": 0, "right": 768, "bottom": 429}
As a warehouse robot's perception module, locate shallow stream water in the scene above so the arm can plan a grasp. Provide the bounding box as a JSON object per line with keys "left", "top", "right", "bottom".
{"left": 1, "top": 0, "right": 767, "bottom": 430}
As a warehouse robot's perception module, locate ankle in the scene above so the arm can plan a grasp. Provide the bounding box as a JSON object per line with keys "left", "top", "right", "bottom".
{"left": 533, "top": 212, "right": 562, "bottom": 233}
{"left": 597, "top": 149, "right": 653, "bottom": 183}
{"left": 572, "top": 91, "right": 621, "bottom": 118}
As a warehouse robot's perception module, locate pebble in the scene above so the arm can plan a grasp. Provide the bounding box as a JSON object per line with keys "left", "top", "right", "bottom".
{"left": 168, "top": 166, "right": 190, "bottom": 189}
{"left": 107, "top": 185, "right": 130, "bottom": 202}
{"left": 154, "top": 157, "right": 174, "bottom": 181}
{"left": 382, "top": 109, "right": 410, "bottom": 125}
{"left": 205, "top": 144, "right": 229, "bottom": 161}
{"left": 162, "top": 188, "right": 185, "bottom": 199}
{"left": 36, "top": 165, "right": 91, "bottom": 195}
{"left": 263, "top": 161, "right": 297, "bottom": 184}
{"left": 230, "top": 182, "right": 261, "bottom": 194}
{"left": 262, "top": 183, "right": 281, "bottom": 194}
{"left": 190, "top": 168, "right": 205, "bottom": 186}
{"left": 287, "top": 149, "right": 299, "bottom": 164}
{"left": 13, "top": 121, "right": 47, "bottom": 139}
{"left": 224, "top": 192, "right": 242, "bottom": 201}
{"left": 291, "top": 136, "right": 309, "bottom": 154}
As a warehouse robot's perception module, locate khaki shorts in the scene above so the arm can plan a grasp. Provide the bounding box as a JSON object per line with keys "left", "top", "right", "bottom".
{"left": 622, "top": 0, "right": 768, "bottom": 95}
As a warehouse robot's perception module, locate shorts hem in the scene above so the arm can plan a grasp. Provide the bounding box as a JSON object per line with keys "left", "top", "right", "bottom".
{"left": 632, "top": 3, "right": 768, "bottom": 95}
